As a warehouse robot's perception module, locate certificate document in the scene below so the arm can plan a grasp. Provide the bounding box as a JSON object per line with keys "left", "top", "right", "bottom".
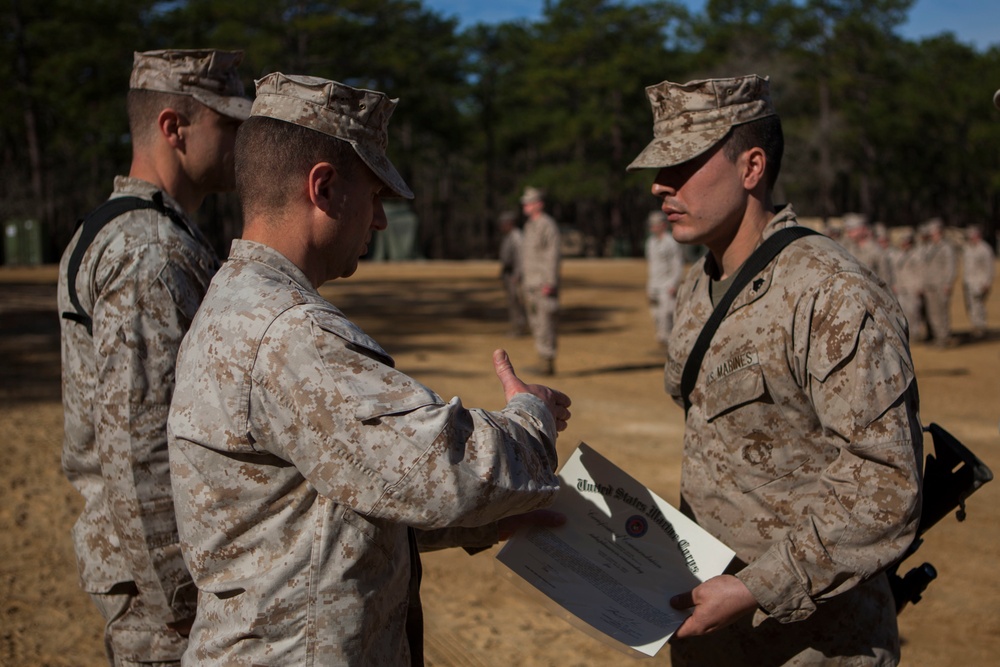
{"left": 496, "top": 442, "right": 735, "bottom": 657}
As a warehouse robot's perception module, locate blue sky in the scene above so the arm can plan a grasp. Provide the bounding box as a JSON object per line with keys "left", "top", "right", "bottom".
{"left": 421, "top": 0, "right": 1000, "bottom": 52}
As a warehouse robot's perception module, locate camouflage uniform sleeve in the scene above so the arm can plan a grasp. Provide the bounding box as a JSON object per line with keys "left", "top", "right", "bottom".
{"left": 251, "top": 309, "right": 561, "bottom": 530}
{"left": 736, "top": 271, "right": 922, "bottom": 622}
{"left": 93, "top": 243, "right": 198, "bottom": 622}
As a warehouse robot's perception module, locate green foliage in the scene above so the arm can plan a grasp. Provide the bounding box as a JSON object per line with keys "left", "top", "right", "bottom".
{"left": 2, "top": 0, "right": 999, "bottom": 261}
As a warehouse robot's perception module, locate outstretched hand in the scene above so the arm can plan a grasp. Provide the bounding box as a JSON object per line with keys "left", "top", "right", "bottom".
{"left": 492, "top": 349, "right": 572, "bottom": 431}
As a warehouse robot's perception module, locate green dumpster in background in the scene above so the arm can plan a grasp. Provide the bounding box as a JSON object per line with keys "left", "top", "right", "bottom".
{"left": 3, "top": 219, "right": 44, "bottom": 266}
{"left": 369, "top": 201, "right": 422, "bottom": 261}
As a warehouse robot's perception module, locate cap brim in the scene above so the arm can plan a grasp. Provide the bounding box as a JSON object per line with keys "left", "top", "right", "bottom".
{"left": 626, "top": 125, "right": 729, "bottom": 172}
{"left": 195, "top": 92, "right": 252, "bottom": 121}
{"left": 353, "top": 143, "right": 414, "bottom": 200}
{"left": 994, "top": 88, "right": 1000, "bottom": 110}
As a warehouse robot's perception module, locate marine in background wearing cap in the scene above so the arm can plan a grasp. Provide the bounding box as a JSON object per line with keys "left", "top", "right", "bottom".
{"left": 919, "top": 217, "right": 958, "bottom": 347}
{"left": 57, "top": 49, "right": 249, "bottom": 666}
{"left": 628, "top": 75, "right": 922, "bottom": 666}
{"left": 890, "top": 228, "right": 928, "bottom": 343}
{"left": 166, "top": 73, "right": 572, "bottom": 666}
{"left": 961, "top": 225, "right": 994, "bottom": 339}
{"left": 645, "top": 209, "right": 685, "bottom": 351}
{"left": 841, "top": 212, "right": 886, "bottom": 281}
{"left": 520, "top": 186, "right": 561, "bottom": 375}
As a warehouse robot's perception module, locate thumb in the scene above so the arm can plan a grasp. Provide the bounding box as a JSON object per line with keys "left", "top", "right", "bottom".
{"left": 493, "top": 348, "right": 525, "bottom": 399}
{"left": 493, "top": 348, "right": 514, "bottom": 376}
{"left": 671, "top": 589, "right": 695, "bottom": 611}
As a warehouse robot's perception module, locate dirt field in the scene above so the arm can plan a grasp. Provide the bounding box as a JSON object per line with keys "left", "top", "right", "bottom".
{"left": 2, "top": 258, "right": 997, "bottom": 666}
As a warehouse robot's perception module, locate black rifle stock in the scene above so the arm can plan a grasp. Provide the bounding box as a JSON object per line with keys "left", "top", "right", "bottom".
{"left": 889, "top": 423, "right": 994, "bottom": 613}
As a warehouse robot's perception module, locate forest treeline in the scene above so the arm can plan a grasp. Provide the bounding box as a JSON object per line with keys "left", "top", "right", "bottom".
{"left": 3, "top": 0, "right": 1000, "bottom": 262}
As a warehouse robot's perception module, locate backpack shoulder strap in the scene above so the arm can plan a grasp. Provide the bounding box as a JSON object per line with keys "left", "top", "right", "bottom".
{"left": 61, "top": 192, "right": 190, "bottom": 335}
{"left": 680, "top": 226, "right": 822, "bottom": 415}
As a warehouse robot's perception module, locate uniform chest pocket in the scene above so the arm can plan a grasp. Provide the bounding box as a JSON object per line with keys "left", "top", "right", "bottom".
{"left": 702, "top": 363, "right": 811, "bottom": 492}
{"left": 702, "top": 362, "right": 766, "bottom": 421}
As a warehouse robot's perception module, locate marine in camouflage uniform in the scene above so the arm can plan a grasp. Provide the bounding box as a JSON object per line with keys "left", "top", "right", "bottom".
{"left": 520, "top": 186, "right": 561, "bottom": 375}
{"left": 890, "top": 229, "right": 927, "bottom": 342}
{"left": 645, "top": 209, "right": 685, "bottom": 349}
{"left": 628, "top": 75, "right": 922, "bottom": 666}
{"left": 840, "top": 213, "right": 885, "bottom": 282}
{"left": 873, "top": 226, "right": 896, "bottom": 291}
{"left": 961, "top": 225, "right": 995, "bottom": 338}
{"left": 57, "top": 50, "right": 249, "bottom": 666}
{"left": 920, "top": 218, "right": 957, "bottom": 347}
{"left": 168, "top": 73, "right": 572, "bottom": 666}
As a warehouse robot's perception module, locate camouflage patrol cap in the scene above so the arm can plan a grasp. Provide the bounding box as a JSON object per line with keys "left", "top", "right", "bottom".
{"left": 923, "top": 217, "right": 944, "bottom": 235}
{"left": 627, "top": 75, "right": 776, "bottom": 171}
{"left": 520, "top": 186, "right": 544, "bottom": 205}
{"left": 130, "top": 49, "right": 251, "bottom": 121}
{"left": 250, "top": 73, "right": 414, "bottom": 199}
{"left": 842, "top": 212, "right": 868, "bottom": 231}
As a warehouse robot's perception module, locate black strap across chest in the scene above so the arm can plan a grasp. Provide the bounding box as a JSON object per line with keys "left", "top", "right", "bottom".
{"left": 680, "top": 226, "right": 822, "bottom": 415}
{"left": 62, "top": 192, "right": 191, "bottom": 336}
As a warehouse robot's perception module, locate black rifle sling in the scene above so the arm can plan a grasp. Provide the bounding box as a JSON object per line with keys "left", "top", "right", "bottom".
{"left": 680, "top": 226, "right": 821, "bottom": 415}
{"left": 62, "top": 192, "right": 192, "bottom": 336}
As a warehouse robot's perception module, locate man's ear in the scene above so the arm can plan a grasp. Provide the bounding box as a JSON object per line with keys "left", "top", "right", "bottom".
{"left": 308, "top": 162, "right": 338, "bottom": 213}
{"left": 158, "top": 108, "right": 184, "bottom": 151}
{"left": 742, "top": 147, "right": 767, "bottom": 191}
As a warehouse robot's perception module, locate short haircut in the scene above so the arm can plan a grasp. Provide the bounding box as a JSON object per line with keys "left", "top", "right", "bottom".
{"left": 126, "top": 89, "right": 204, "bottom": 147}
{"left": 235, "top": 115, "right": 361, "bottom": 219}
{"left": 721, "top": 115, "right": 784, "bottom": 189}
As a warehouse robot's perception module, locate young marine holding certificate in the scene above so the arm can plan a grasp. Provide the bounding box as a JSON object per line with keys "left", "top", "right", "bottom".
{"left": 625, "top": 75, "right": 923, "bottom": 666}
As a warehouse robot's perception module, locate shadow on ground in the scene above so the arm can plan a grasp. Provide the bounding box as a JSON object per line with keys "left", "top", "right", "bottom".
{"left": 0, "top": 283, "right": 61, "bottom": 404}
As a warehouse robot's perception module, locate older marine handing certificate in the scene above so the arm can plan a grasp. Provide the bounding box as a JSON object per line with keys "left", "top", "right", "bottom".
{"left": 496, "top": 442, "right": 735, "bottom": 658}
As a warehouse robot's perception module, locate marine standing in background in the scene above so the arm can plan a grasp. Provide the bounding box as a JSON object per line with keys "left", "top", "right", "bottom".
{"left": 498, "top": 209, "right": 528, "bottom": 336}
{"left": 891, "top": 229, "right": 927, "bottom": 343}
{"left": 872, "top": 223, "right": 895, "bottom": 289}
{"left": 627, "top": 74, "right": 922, "bottom": 666}
{"left": 841, "top": 213, "right": 884, "bottom": 280}
{"left": 645, "top": 209, "right": 685, "bottom": 351}
{"left": 168, "top": 73, "right": 571, "bottom": 666}
{"left": 921, "top": 217, "right": 957, "bottom": 347}
{"left": 57, "top": 49, "right": 250, "bottom": 665}
{"left": 520, "top": 186, "right": 561, "bottom": 376}
{"left": 961, "top": 225, "right": 995, "bottom": 339}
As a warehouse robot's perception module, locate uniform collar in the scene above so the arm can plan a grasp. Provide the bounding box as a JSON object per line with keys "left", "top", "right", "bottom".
{"left": 698, "top": 204, "right": 800, "bottom": 313}
{"left": 112, "top": 176, "right": 189, "bottom": 219}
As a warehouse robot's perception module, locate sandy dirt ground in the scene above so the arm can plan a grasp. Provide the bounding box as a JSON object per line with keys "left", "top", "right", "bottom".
{"left": 1, "top": 258, "right": 998, "bottom": 666}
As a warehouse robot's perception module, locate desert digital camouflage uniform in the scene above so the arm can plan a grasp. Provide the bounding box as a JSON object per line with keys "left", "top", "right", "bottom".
{"left": 645, "top": 212, "right": 685, "bottom": 347}
{"left": 58, "top": 177, "right": 219, "bottom": 660}
{"left": 168, "top": 242, "right": 561, "bottom": 664}
{"left": 921, "top": 219, "right": 957, "bottom": 346}
{"left": 873, "top": 232, "right": 895, "bottom": 290}
{"left": 663, "top": 208, "right": 923, "bottom": 666}
{"left": 890, "top": 231, "right": 926, "bottom": 342}
{"left": 57, "top": 48, "right": 249, "bottom": 665}
{"left": 961, "top": 227, "right": 995, "bottom": 337}
{"left": 521, "top": 189, "right": 561, "bottom": 366}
